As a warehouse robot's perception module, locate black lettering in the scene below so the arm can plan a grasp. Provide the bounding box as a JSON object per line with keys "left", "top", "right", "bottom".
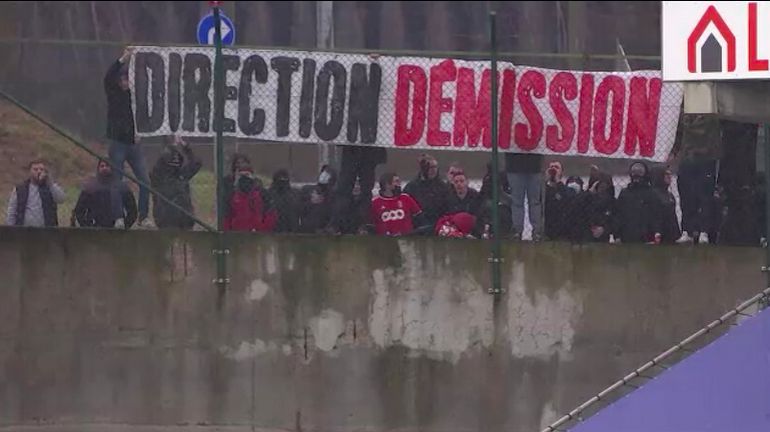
{"left": 182, "top": 54, "right": 212, "bottom": 133}
{"left": 270, "top": 57, "right": 301, "bottom": 137}
{"left": 238, "top": 55, "right": 268, "bottom": 136}
{"left": 168, "top": 53, "right": 182, "bottom": 132}
{"left": 215, "top": 55, "right": 240, "bottom": 133}
{"left": 134, "top": 52, "right": 165, "bottom": 133}
{"left": 347, "top": 63, "right": 381, "bottom": 144}
{"left": 298, "top": 59, "right": 316, "bottom": 138}
{"left": 314, "top": 61, "right": 347, "bottom": 141}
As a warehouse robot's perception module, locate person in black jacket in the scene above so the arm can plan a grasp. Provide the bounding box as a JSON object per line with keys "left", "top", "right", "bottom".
{"left": 650, "top": 166, "right": 682, "bottom": 244}
{"left": 105, "top": 47, "right": 152, "bottom": 227}
{"left": 477, "top": 164, "right": 513, "bottom": 238}
{"left": 299, "top": 185, "right": 332, "bottom": 234}
{"left": 575, "top": 171, "right": 615, "bottom": 243}
{"left": 403, "top": 154, "right": 452, "bottom": 228}
{"left": 544, "top": 161, "right": 575, "bottom": 241}
{"left": 338, "top": 179, "right": 370, "bottom": 235}
{"left": 74, "top": 159, "right": 137, "bottom": 229}
{"left": 448, "top": 171, "right": 481, "bottom": 216}
{"left": 268, "top": 169, "right": 301, "bottom": 234}
{"left": 329, "top": 147, "right": 386, "bottom": 233}
{"left": 150, "top": 136, "right": 201, "bottom": 230}
{"left": 615, "top": 162, "right": 658, "bottom": 244}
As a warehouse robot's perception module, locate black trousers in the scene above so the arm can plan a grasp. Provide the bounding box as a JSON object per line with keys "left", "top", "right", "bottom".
{"left": 331, "top": 146, "right": 384, "bottom": 229}
{"left": 677, "top": 158, "right": 717, "bottom": 235}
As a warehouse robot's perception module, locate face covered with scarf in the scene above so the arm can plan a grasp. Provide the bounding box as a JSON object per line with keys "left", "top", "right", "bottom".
{"left": 236, "top": 169, "right": 256, "bottom": 193}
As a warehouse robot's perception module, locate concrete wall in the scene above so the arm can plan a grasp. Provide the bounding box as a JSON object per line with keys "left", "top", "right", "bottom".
{"left": 0, "top": 227, "right": 763, "bottom": 432}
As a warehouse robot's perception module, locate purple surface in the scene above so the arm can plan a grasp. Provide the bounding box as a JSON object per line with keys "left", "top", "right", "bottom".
{"left": 570, "top": 307, "right": 770, "bottom": 432}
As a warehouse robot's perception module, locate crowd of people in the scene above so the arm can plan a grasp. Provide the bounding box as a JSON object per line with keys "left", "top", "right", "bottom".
{"left": 3, "top": 48, "right": 768, "bottom": 247}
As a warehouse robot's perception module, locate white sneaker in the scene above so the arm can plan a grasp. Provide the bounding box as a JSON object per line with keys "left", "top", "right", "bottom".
{"left": 137, "top": 218, "right": 156, "bottom": 229}
{"left": 114, "top": 218, "right": 125, "bottom": 229}
{"left": 676, "top": 232, "right": 693, "bottom": 244}
{"left": 698, "top": 232, "right": 709, "bottom": 244}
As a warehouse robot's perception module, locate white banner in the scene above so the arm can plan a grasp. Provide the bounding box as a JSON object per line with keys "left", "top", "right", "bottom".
{"left": 131, "top": 46, "right": 683, "bottom": 161}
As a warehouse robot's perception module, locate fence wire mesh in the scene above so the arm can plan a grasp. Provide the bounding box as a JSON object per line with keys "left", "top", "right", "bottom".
{"left": 0, "top": 38, "right": 766, "bottom": 247}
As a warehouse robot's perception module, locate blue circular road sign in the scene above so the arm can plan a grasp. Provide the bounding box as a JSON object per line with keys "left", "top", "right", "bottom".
{"left": 197, "top": 13, "right": 236, "bottom": 46}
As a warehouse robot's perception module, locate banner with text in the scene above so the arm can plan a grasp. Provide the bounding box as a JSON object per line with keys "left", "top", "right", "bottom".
{"left": 130, "top": 46, "right": 683, "bottom": 161}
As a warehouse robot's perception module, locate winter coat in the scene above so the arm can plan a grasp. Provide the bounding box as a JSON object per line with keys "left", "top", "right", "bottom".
{"left": 448, "top": 188, "right": 482, "bottom": 216}
{"left": 224, "top": 182, "right": 277, "bottom": 232}
{"left": 150, "top": 146, "right": 201, "bottom": 229}
{"left": 615, "top": 180, "right": 658, "bottom": 243}
{"left": 104, "top": 60, "right": 135, "bottom": 144}
{"left": 403, "top": 176, "right": 452, "bottom": 227}
{"left": 545, "top": 182, "right": 577, "bottom": 241}
{"left": 268, "top": 185, "right": 301, "bottom": 234}
{"left": 74, "top": 175, "right": 137, "bottom": 228}
{"left": 650, "top": 169, "right": 682, "bottom": 243}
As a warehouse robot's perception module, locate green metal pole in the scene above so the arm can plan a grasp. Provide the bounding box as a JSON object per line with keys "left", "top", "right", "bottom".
{"left": 213, "top": 4, "right": 228, "bottom": 302}
{"left": 489, "top": 12, "right": 502, "bottom": 295}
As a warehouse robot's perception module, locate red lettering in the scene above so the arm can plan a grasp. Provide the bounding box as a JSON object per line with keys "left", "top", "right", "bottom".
{"left": 592, "top": 76, "right": 625, "bottom": 155}
{"left": 497, "top": 70, "right": 516, "bottom": 150}
{"left": 514, "top": 70, "right": 546, "bottom": 151}
{"left": 454, "top": 68, "right": 492, "bottom": 148}
{"left": 546, "top": 72, "right": 577, "bottom": 153}
{"left": 577, "top": 74, "right": 594, "bottom": 154}
{"left": 749, "top": 3, "right": 768, "bottom": 71}
{"left": 624, "top": 77, "right": 662, "bottom": 158}
{"left": 394, "top": 65, "right": 427, "bottom": 147}
{"left": 427, "top": 60, "right": 457, "bottom": 147}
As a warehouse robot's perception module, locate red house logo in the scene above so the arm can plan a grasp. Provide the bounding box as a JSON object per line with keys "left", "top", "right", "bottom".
{"left": 687, "top": 5, "right": 736, "bottom": 73}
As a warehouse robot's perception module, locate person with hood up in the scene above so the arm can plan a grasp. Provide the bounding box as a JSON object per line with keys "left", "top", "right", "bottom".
{"left": 223, "top": 164, "right": 276, "bottom": 232}
{"left": 650, "top": 166, "right": 682, "bottom": 244}
{"left": 150, "top": 136, "right": 201, "bottom": 229}
{"left": 575, "top": 171, "right": 615, "bottom": 243}
{"left": 403, "top": 154, "right": 452, "bottom": 228}
{"left": 615, "top": 161, "right": 658, "bottom": 244}
{"left": 268, "top": 169, "right": 301, "bottom": 234}
{"left": 74, "top": 159, "right": 137, "bottom": 229}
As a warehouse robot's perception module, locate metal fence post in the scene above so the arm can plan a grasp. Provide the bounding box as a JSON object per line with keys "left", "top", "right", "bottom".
{"left": 762, "top": 125, "right": 770, "bottom": 309}
{"left": 212, "top": 2, "right": 229, "bottom": 306}
{"left": 489, "top": 11, "right": 503, "bottom": 296}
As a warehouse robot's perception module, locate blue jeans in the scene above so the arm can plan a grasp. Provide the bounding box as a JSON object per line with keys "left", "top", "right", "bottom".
{"left": 507, "top": 173, "right": 542, "bottom": 236}
{"left": 109, "top": 140, "right": 149, "bottom": 220}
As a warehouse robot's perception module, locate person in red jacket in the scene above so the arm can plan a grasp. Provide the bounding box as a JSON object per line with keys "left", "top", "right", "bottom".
{"left": 370, "top": 172, "right": 425, "bottom": 236}
{"left": 224, "top": 166, "right": 277, "bottom": 232}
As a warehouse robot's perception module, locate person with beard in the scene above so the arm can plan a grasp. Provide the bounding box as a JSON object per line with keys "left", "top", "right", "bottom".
{"left": 544, "top": 161, "right": 574, "bottom": 241}
{"left": 477, "top": 164, "right": 513, "bottom": 238}
{"left": 615, "top": 162, "right": 658, "bottom": 244}
{"left": 448, "top": 171, "right": 481, "bottom": 216}
{"left": 74, "top": 159, "right": 137, "bottom": 229}
{"left": 6, "top": 159, "right": 66, "bottom": 227}
{"left": 223, "top": 165, "right": 276, "bottom": 232}
{"left": 371, "top": 172, "right": 426, "bottom": 236}
{"left": 150, "top": 136, "right": 201, "bottom": 229}
{"left": 403, "top": 154, "right": 452, "bottom": 228}
{"left": 649, "top": 167, "right": 682, "bottom": 244}
{"left": 268, "top": 169, "right": 301, "bottom": 234}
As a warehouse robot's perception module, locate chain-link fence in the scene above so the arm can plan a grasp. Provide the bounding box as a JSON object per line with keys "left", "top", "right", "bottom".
{"left": 0, "top": 34, "right": 766, "bottom": 248}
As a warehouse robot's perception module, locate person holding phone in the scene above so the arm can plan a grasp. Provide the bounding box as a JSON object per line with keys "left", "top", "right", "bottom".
{"left": 6, "top": 159, "right": 66, "bottom": 227}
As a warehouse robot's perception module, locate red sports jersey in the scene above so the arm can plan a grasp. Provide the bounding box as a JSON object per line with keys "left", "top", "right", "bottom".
{"left": 371, "top": 193, "right": 422, "bottom": 236}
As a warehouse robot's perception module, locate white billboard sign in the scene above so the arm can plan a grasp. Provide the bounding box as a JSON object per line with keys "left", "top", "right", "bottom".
{"left": 663, "top": 1, "right": 770, "bottom": 81}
